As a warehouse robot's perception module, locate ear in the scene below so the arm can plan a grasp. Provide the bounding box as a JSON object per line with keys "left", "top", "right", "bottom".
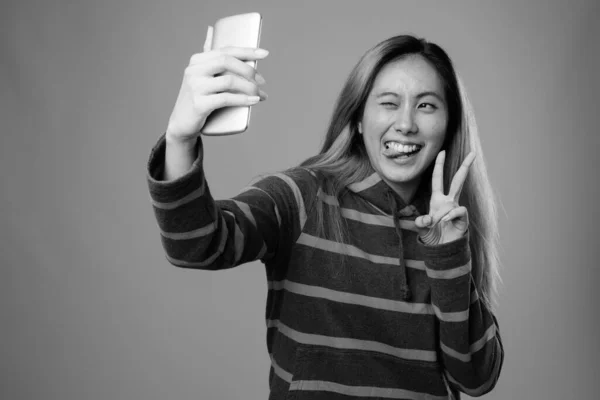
{"left": 358, "top": 122, "right": 363, "bottom": 134}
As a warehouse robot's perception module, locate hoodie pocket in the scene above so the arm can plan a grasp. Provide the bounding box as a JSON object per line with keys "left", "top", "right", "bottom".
{"left": 285, "top": 346, "right": 448, "bottom": 400}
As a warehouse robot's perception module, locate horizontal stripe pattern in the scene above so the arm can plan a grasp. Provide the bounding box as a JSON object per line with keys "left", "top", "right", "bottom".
{"left": 297, "top": 233, "right": 427, "bottom": 270}
{"left": 146, "top": 133, "right": 503, "bottom": 399}
{"left": 446, "top": 335, "right": 503, "bottom": 396}
{"left": 297, "top": 233, "right": 399, "bottom": 265}
{"left": 292, "top": 380, "right": 448, "bottom": 400}
{"left": 164, "top": 217, "right": 228, "bottom": 267}
{"left": 267, "top": 319, "right": 437, "bottom": 362}
{"left": 269, "top": 279, "right": 433, "bottom": 315}
{"left": 151, "top": 177, "right": 206, "bottom": 210}
{"left": 319, "top": 190, "right": 393, "bottom": 225}
{"left": 426, "top": 263, "right": 472, "bottom": 279}
{"left": 347, "top": 172, "right": 381, "bottom": 192}
{"left": 341, "top": 207, "right": 395, "bottom": 228}
{"left": 160, "top": 219, "right": 217, "bottom": 240}
{"left": 284, "top": 249, "right": 431, "bottom": 304}
{"left": 317, "top": 190, "right": 419, "bottom": 232}
{"left": 269, "top": 351, "right": 449, "bottom": 399}
{"left": 300, "top": 218, "right": 424, "bottom": 268}
{"left": 150, "top": 164, "right": 313, "bottom": 270}
{"left": 432, "top": 304, "right": 469, "bottom": 322}
{"left": 268, "top": 333, "right": 450, "bottom": 396}
{"left": 267, "top": 294, "right": 439, "bottom": 361}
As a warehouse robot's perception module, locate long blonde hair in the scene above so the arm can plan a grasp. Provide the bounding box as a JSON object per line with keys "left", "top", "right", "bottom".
{"left": 294, "top": 35, "right": 501, "bottom": 310}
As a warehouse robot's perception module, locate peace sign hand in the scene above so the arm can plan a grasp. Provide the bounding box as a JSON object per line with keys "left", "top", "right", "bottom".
{"left": 415, "top": 151, "right": 476, "bottom": 245}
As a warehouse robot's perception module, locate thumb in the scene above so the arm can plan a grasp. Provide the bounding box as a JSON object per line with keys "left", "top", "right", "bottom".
{"left": 415, "top": 214, "right": 441, "bottom": 245}
{"left": 415, "top": 214, "right": 433, "bottom": 229}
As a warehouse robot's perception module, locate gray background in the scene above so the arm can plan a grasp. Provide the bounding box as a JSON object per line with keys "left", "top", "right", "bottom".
{"left": 2, "top": 0, "right": 599, "bottom": 399}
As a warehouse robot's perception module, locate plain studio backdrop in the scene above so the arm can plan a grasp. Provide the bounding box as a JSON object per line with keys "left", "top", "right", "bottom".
{"left": 1, "top": 0, "right": 599, "bottom": 399}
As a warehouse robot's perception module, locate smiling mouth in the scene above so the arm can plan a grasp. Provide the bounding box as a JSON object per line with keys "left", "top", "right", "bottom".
{"left": 383, "top": 141, "right": 423, "bottom": 158}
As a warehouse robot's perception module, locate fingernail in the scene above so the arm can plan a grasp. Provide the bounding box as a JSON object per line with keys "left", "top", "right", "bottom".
{"left": 255, "top": 48, "right": 269, "bottom": 57}
{"left": 259, "top": 89, "right": 268, "bottom": 100}
{"left": 255, "top": 73, "right": 266, "bottom": 85}
{"left": 247, "top": 96, "right": 260, "bottom": 104}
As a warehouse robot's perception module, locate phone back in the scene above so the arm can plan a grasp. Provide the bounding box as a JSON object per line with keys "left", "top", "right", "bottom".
{"left": 201, "top": 13, "right": 262, "bottom": 136}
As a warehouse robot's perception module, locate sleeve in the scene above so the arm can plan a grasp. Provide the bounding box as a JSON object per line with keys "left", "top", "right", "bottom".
{"left": 418, "top": 232, "right": 504, "bottom": 397}
{"left": 146, "top": 133, "right": 316, "bottom": 270}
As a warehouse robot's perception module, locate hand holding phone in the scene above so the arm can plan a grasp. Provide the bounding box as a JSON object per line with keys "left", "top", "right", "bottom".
{"left": 202, "top": 12, "right": 264, "bottom": 135}
{"left": 165, "top": 13, "right": 267, "bottom": 144}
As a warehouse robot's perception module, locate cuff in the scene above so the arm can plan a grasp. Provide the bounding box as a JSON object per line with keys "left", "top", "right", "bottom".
{"left": 146, "top": 133, "right": 204, "bottom": 203}
{"left": 417, "top": 231, "right": 470, "bottom": 270}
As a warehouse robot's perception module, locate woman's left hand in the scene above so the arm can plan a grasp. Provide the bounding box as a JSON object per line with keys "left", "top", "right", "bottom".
{"left": 415, "top": 150, "right": 476, "bottom": 245}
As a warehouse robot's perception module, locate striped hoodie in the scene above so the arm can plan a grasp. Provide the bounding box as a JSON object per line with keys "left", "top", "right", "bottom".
{"left": 146, "top": 133, "right": 504, "bottom": 400}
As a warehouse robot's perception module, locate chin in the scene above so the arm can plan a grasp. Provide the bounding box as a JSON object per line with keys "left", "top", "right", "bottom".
{"left": 380, "top": 159, "right": 420, "bottom": 180}
{"left": 380, "top": 167, "right": 419, "bottom": 186}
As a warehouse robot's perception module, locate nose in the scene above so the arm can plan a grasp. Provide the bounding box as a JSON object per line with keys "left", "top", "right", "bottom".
{"left": 393, "top": 105, "right": 417, "bottom": 134}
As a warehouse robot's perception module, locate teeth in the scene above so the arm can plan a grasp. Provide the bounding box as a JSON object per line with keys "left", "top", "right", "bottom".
{"left": 385, "top": 142, "right": 421, "bottom": 153}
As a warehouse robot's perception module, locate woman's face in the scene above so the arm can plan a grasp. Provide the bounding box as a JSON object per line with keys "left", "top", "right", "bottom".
{"left": 360, "top": 54, "right": 448, "bottom": 199}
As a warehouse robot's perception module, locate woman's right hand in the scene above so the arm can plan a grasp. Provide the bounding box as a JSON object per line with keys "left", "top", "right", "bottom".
{"left": 165, "top": 26, "right": 269, "bottom": 145}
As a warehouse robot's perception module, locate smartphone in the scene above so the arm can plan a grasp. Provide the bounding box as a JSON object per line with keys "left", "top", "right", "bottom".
{"left": 201, "top": 12, "right": 263, "bottom": 136}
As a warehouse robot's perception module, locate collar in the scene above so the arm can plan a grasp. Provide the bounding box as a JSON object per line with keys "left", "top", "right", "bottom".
{"left": 346, "top": 171, "right": 430, "bottom": 218}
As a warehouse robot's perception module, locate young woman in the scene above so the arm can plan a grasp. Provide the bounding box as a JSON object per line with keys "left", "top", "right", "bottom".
{"left": 147, "top": 33, "right": 503, "bottom": 399}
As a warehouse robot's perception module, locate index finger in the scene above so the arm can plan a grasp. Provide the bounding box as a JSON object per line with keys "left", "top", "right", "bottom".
{"left": 218, "top": 46, "right": 270, "bottom": 61}
{"left": 431, "top": 151, "right": 446, "bottom": 194}
{"left": 448, "top": 151, "right": 476, "bottom": 200}
{"left": 192, "top": 46, "right": 270, "bottom": 67}
{"left": 199, "top": 53, "right": 265, "bottom": 83}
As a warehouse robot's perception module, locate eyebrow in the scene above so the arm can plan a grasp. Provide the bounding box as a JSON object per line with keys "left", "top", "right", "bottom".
{"left": 376, "top": 91, "right": 445, "bottom": 102}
